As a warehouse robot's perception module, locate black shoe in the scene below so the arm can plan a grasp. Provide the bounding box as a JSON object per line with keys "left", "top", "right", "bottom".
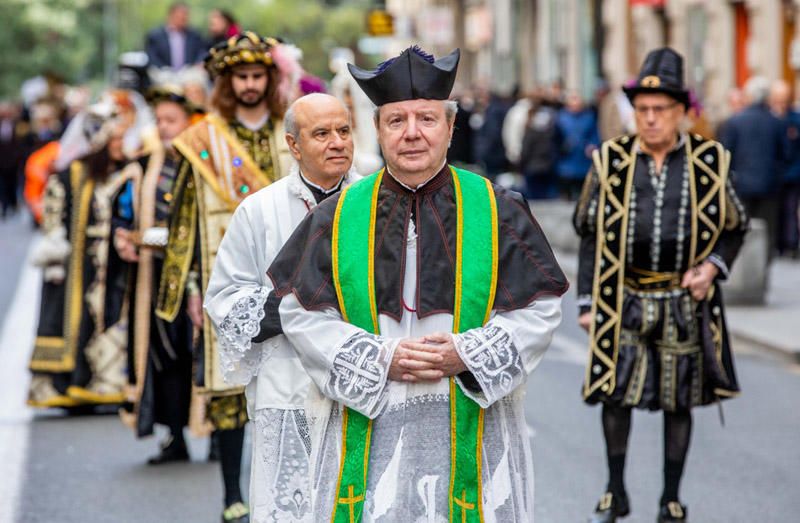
{"left": 588, "top": 491, "right": 630, "bottom": 523}
{"left": 657, "top": 501, "right": 687, "bottom": 522}
{"left": 147, "top": 436, "right": 189, "bottom": 465}
{"left": 221, "top": 501, "right": 249, "bottom": 523}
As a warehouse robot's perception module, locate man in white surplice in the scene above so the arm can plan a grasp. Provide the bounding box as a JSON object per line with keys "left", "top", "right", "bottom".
{"left": 205, "top": 93, "right": 360, "bottom": 523}
{"left": 265, "top": 47, "right": 569, "bottom": 522}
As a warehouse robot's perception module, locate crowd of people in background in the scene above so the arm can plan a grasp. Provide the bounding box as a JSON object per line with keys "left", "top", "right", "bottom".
{"left": 0, "top": 1, "right": 796, "bottom": 521}
{"left": 447, "top": 74, "right": 800, "bottom": 259}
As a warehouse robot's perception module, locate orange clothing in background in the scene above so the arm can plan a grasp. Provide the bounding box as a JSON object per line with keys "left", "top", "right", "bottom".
{"left": 24, "top": 141, "right": 60, "bottom": 224}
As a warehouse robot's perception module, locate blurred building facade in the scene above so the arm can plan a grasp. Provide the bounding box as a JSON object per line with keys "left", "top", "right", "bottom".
{"left": 384, "top": 0, "right": 800, "bottom": 128}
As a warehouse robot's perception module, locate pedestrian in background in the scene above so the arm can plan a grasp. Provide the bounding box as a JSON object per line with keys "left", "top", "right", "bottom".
{"left": 556, "top": 90, "right": 599, "bottom": 200}
{"left": 0, "top": 101, "right": 24, "bottom": 218}
{"left": 518, "top": 92, "right": 560, "bottom": 199}
{"left": 447, "top": 88, "right": 475, "bottom": 167}
{"left": 768, "top": 79, "right": 800, "bottom": 258}
{"left": 718, "top": 76, "right": 787, "bottom": 258}
{"left": 145, "top": 2, "right": 207, "bottom": 70}
{"left": 475, "top": 88, "right": 514, "bottom": 179}
{"left": 575, "top": 48, "right": 748, "bottom": 523}
{"left": 208, "top": 8, "right": 240, "bottom": 47}
{"left": 27, "top": 91, "right": 148, "bottom": 410}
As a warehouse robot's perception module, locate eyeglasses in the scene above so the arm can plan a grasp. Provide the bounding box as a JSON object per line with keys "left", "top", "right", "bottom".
{"left": 633, "top": 102, "right": 679, "bottom": 116}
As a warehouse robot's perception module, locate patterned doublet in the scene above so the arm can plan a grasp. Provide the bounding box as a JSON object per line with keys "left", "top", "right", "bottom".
{"left": 573, "top": 133, "right": 748, "bottom": 406}
{"left": 229, "top": 119, "right": 276, "bottom": 176}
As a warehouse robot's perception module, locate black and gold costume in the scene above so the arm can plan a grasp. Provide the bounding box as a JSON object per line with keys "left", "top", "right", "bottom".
{"left": 153, "top": 112, "right": 288, "bottom": 510}
{"left": 116, "top": 151, "right": 196, "bottom": 439}
{"left": 28, "top": 160, "right": 140, "bottom": 408}
{"left": 574, "top": 133, "right": 748, "bottom": 411}
{"left": 156, "top": 114, "right": 288, "bottom": 406}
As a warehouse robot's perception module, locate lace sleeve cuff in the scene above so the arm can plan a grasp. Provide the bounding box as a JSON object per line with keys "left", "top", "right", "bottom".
{"left": 218, "top": 287, "right": 272, "bottom": 385}
{"left": 323, "top": 331, "right": 395, "bottom": 419}
{"left": 453, "top": 323, "right": 525, "bottom": 408}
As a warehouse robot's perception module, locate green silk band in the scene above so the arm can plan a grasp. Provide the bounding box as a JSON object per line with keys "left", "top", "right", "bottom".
{"left": 330, "top": 170, "right": 383, "bottom": 523}
{"left": 448, "top": 166, "right": 497, "bottom": 523}
{"left": 330, "top": 166, "right": 498, "bottom": 523}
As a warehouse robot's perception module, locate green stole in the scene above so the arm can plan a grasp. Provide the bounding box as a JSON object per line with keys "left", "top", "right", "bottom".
{"left": 330, "top": 166, "right": 499, "bottom": 523}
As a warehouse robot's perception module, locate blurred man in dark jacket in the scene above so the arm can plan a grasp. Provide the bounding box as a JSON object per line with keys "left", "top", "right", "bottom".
{"left": 768, "top": 80, "right": 800, "bottom": 258}
{"left": 475, "top": 91, "right": 514, "bottom": 179}
{"left": 145, "top": 2, "right": 207, "bottom": 70}
{"left": 719, "top": 76, "right": 786, "bottom": 257}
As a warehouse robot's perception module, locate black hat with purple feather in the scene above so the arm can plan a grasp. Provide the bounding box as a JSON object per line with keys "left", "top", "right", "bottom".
{"left": 347, "top": 46, "right": 460, "bottom": 106}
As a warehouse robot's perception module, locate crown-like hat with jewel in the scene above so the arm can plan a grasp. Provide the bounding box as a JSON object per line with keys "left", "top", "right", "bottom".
{"left": 204, "top": 31, "right": 279, "bottom": 78}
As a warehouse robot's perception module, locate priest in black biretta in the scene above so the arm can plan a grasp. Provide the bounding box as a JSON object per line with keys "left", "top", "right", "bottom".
{"left": 261, "top": 45, "right": 567, "bottom": 521}
{"left": 347, "top": 46, "right": 460, "bottom": 106}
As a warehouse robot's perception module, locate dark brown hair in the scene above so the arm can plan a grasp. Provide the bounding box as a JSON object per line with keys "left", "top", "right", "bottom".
{"left": 210, "top": 65, "right": 286, "bottom": 122}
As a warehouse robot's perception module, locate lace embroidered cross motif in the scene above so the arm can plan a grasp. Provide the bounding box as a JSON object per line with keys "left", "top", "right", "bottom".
{"left": 456, "top": 324, "right": 524, "bottom": 401}
{"left": 324, "top": 332, "right": 389, "bottom": 412}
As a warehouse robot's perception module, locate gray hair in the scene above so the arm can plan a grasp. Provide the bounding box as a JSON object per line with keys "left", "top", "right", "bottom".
{"left": 373, "top": 99, "right": 459, "bottom": 125}
{"left": 284, "top": 103, "right": 299, "bottom": 140}
{"left": 744, "top": 76, "right": 770, "bottom": 105}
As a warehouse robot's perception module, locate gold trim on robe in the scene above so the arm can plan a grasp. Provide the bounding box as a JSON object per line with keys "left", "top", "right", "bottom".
{"left": 156, "top": 112, "right": 290, "bottom": 394}
{"left": 583, "top": 134, "right": 728, "bottom": 401}
{"left": 29, "top": 161, "right": 141, "bottom": 373}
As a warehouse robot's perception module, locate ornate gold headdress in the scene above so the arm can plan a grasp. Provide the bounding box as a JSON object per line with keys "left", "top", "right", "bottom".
{"left": 203, "top": 31, "right": 279, "bottom": 78}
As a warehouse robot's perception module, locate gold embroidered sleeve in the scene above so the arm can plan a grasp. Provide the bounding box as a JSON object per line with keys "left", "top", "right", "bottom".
{"left": 155, "top": 159, "right": 198, "bottom": 322}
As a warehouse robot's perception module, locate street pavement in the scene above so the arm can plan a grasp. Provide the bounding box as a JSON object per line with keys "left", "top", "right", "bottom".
{"left": 1, "top": 210, "right": 799, "bottom": 522}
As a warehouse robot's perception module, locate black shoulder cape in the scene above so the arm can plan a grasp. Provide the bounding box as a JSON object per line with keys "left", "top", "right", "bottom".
{"left": 267, "top": 166, "right": 568, "bottom": 323}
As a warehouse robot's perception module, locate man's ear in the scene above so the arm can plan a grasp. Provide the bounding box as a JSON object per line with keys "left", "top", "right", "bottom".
{"left": 285, "top": 133, "right": 302, "bottom": 161}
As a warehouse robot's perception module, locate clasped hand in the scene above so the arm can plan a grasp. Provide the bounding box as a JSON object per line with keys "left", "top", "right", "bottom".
{"left": 680, "top": 261, "right": 718, "bottom": 302}
{"left": 388, "top": 332, "right": 467, "bottom": 383}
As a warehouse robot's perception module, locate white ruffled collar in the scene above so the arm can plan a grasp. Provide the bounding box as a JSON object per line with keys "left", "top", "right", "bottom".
{"left": 286, "top": 162, "right": 359, "bottom": 209}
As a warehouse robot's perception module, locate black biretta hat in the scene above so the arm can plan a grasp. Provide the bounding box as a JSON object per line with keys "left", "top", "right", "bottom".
{"left": 348, "top": 46, "right": 460, "bottom": 106}
{"left": 623, "top": 47, "right": 690, "bottom": 108}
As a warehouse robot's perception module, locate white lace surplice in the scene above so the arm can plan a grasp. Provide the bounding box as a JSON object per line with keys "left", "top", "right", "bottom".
{"left": 280, "top": 221, "right": 563, "bottom": 522}
{"left": 206, "top": 170, "right": 358, "bottom": 523}
{"left": 251, "top": 408, "right": 313, "bottom": 523}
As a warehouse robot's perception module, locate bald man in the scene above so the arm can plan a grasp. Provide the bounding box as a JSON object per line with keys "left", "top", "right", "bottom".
{"left": 205, "top": 93, "right": 360, "bottom": 522}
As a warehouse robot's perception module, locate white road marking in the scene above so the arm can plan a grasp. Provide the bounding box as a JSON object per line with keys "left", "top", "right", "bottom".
{"left": 0, "top": 244, "right": 41, "bottom": 523}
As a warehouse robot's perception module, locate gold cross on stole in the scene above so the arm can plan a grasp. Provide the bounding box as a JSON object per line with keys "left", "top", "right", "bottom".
{"left": 338, "top": 484, "right": 364, "bottom": 523}
{"left": 454, "top": 489, "right": 475, "bottom": 523}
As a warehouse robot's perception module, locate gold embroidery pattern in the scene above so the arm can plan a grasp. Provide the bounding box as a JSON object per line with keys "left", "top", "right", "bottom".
{"left": 583, "top": 135, "right": 727, "bottom": 402}
{"left": 583, "top": 137, "right": 636, "bottom": 400}
{"left": 156, "top": 160, "right": 197, "bottom": 322}
{"left": 171, "top": 113, "right": 278, "bottom": 209}
{"left": 686, "top": 136, "right": 726, "bottom": 265}
{"left": 158, "top": 115, "right": 284, "bottom": 394}
{"left": 30, "top": 163, "right": 93, "bottom": 372}
{"left": 207, "top": 393, "right": 248, "bottom": 430}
